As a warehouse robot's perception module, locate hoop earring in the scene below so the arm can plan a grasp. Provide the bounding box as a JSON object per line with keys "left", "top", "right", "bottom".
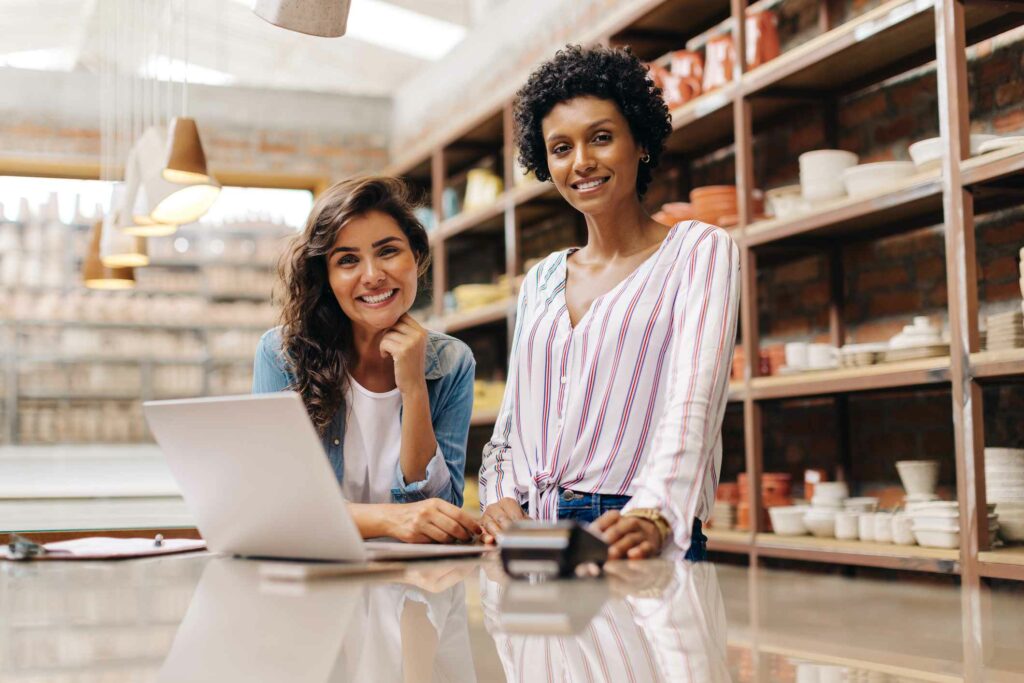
{"left": 640, "top": 153, "right": 651, "bottom": 164}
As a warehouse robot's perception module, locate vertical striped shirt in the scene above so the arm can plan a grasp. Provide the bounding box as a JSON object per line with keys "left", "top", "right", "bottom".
{"left": 479, "top": 220, "right": 740, "bottom": 554}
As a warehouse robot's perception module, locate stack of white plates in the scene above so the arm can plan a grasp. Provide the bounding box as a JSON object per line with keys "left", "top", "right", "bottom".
{"left": 906, "top": 501, "right": 999, "bottom": 549}
{"left": 986, "top": 447, "right": 1024, "bottom": 542}
{"left": 983, "top": 310, "right": 1024, "bottom": 351}
{"left": 710, "top": 500, "right": 736, "bottom": 530}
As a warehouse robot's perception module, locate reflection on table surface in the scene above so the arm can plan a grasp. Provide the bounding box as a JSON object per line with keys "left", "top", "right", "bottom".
{"left": 1, "top": 554, "right": 1023, "bottom": 682}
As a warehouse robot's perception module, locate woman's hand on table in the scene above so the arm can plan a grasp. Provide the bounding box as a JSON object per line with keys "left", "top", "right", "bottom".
{"left": 592, "top": 510, "right": 664, "bottom": 559}
{"left": 479, "top": 497, "right": 529, "bottom": 544}
{"left": 385, "top": 499, "right": 482, "bottom": 544}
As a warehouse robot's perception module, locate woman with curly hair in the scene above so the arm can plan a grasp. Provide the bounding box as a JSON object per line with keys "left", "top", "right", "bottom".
{"left": 253, "top": 175, "right": 482, "bottom": 544}
{"left": 479, "top": 45, "right": 740, "bottom": 560}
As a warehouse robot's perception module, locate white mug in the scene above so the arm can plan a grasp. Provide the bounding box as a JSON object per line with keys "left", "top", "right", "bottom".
{"left": 808, "top": 343, "right": 838, "bottom": 369}
{"left": 785, "top": 342, "right": 809, "bottom": 369}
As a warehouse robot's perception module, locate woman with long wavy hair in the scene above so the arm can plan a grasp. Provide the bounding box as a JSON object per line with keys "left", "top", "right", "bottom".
{"left": 253, "top": 175, "right": 482, "bottom": 544}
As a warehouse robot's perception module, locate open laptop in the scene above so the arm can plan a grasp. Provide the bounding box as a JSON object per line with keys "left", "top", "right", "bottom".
{"left": 143, "top": 392, "right": 488, "bottom": 562}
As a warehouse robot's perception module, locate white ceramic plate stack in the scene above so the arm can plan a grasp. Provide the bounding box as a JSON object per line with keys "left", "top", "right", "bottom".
{"left": 711, "top": 500, "right": 736, "bottom": 530}
{"left": 986, "top": 447, "right": 1024, "bottom": 542}
{"left": 905, "top": 501, "right": 998, "bottom": 549}
{"left": 840, "top": 343, "right": 887, "bottom": 369}
{"left": 799, "top": 150, "right": 858, "bottom": 203}
{"left": 884, "top": 317, "right": 948, "bottom": 362}
{"left": 841, "top": 161, "right": 916, "bottom": 198}
{"left": 983, "top": 309, "right": 1024, "bottom": 351}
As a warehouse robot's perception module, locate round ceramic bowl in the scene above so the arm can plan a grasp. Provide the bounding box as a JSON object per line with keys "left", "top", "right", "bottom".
{"left": 909, "top": 134, "right": 1000, "bottom": 170}
{"left": 803, "top": 510, "right": 837, "bottom": 538}
{"left": 768, "top": 505, "right": 809, "bottom": 536}
{"left": 841, "top": 161, "right": 916, "bottom": 198}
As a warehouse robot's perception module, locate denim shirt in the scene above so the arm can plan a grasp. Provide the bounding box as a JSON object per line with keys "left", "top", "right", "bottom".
{"left": 251, "top": 326, "right": 475, "bottom": 506}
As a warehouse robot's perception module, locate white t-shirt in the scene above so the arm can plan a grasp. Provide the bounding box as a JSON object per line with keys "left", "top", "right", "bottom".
{"left": 341, "top": 376, "right": 403, "bottom": 504}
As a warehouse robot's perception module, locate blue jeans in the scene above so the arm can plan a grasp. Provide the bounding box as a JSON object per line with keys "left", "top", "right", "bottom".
{"left": 555, "top": 488, "right": 708, "bottom": 562}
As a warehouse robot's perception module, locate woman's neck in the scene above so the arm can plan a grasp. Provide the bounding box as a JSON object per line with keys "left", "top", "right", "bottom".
{"left": 579, "top": 195, "right": 662, "bottom": 261}
{"left": 349, "top": 324, "right": 397, "bottom": 392}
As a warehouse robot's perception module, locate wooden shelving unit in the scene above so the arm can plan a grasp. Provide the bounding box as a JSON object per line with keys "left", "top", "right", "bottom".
{"left": 385, "top": 0, "right": 1024, "bottom": 584}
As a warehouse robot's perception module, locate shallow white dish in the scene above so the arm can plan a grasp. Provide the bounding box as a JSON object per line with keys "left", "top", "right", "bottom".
{"left": 909, "top": 134, "right": 999, "bottom": 169}
{"left": 812, "top": 482, "right": 849, "bottom": 500}
{"left": 842, "top": 161, "right": 916, "bottom": 198}
{"left": 977, "top": 136, "right": 1024, "bottom": 155}
{"left": 768, "top": 505, "right": 809, "bottom": 536}
{"left": 985, "top": 447, "right": 1024, "bottom": 464}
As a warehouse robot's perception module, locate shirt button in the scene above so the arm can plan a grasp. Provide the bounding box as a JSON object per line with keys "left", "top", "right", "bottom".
{"left": 560, "top": 376, "right": 568, "bottom": 384}
{"left": 333, "top": 437, "right": 340, "bottom": 446}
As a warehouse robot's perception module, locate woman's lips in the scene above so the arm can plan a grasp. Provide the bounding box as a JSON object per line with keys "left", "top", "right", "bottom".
{"left": 357, "top": 288, "right": 398, "bottom": 308}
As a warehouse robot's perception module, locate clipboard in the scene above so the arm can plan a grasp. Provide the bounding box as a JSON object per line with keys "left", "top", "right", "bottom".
{"left": 1, "top": 534, "right": 207, "bottom": 561}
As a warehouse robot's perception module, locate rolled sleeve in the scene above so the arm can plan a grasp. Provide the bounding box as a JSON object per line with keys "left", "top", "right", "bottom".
{"left": 390, "top": 443, "right": 453, "bottom": 502}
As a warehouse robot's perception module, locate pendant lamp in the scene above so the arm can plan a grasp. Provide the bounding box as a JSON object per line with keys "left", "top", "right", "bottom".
{"left": 136, "top": 126, "right": 221, "bottom": 225}
{"left": 163, "top": 116, "right": 212, "bottom": 183}
{"left": 83, "top": 220, "right": 136, "bottom": 290}
{"left": 100, "top": 184, "right": 150, "bottom": 268}
{"left": 253, "top": 0, "right": 351, "bottom": 38}
{"left": 119, "top": 145, "right": 179, "bottom": 237}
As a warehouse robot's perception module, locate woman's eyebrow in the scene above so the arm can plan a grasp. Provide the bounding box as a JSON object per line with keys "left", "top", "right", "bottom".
{"left": 329, "top": 236, "right": 402, "bottom": 256}
{"left": 545, "top": 118, "right": 614, "bottom": 143}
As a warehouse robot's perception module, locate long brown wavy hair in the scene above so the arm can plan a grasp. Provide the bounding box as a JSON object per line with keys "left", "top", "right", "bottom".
{"left": 278, "top": 175, "right": 431, "bottom": 434}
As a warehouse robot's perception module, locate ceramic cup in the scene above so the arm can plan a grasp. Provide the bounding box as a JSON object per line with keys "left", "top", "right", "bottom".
{"left": 785, "top": 342, "right": 809, "bottom": 370}
{"left": 834, "top": 511, "right": 859, "bottom": 540}
{"left": 808, "top": 343, "right": 838, "bottom": 369}
{"left": 858, "top": 512, "right": 875, "bottom": 541}
{"left": 873, "top": 512, "right": 894, "bottom": 543}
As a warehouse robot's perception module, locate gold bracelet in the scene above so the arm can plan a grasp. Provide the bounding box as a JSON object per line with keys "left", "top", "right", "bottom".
{"left": 622, "top": 508, "right": 671, "bottom": 544}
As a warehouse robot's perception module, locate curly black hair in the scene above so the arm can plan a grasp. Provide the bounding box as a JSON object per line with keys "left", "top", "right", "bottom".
{"left": 514, "top": 44, "right": 672, "bottom": 198}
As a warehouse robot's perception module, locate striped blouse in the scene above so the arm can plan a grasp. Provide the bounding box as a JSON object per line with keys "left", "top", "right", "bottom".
{"left": 479, "top": 220, "right": 740, "bottom": 553}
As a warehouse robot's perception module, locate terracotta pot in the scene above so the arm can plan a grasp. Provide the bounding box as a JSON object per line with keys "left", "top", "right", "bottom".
{"left": 671, "top": 50, "right": 704, "bottom": 81}
{"left": 703, "top": 35, "right": 736, "bottom": 92}
{"left": 746, "top": 11, "right": 780, "bottom": 69}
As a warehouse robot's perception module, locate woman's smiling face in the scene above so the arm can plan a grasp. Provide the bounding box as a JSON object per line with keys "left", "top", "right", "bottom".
{"left": 541, "top": 96, "right": 646, "bottom": 214}
{"left": 327, "top": 210, "right": 419, "bottom": 333}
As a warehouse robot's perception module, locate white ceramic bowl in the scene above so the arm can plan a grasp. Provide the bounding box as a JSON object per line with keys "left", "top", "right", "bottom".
{"left": 999, "top": 519, "right": 1024, "bottom": 541}
{"left": 804, "top": 510, "right": 837, "bottom": 538}
{"left": 813, "top": 482, "right": 850, "bottom": 500}
{"left": 843, "top": 496, "right": 879, "bottom": 512}
{"left": 799, "top": 150, "right": 858, "bottom": 202}
{"left": 896, "top": 460, "right": 941, "bottom": 495}
{"left": 834, "top": 511, "right": 860, "bottom": 540}
{"left": 765, "top": 184, "right": 806, "bottom": 220}
{"left": 769, "top": 505, "right": 810, "bottom": 536}
{"left": 841, "top": 161, "right": 916, "bottom": 198}
{"left": 914, "top": 528, "right": 959, "bottom": 549}
{"left": 908, "top": 134, "right": 999, "bottom": 170}
{"left": 810, "top": 497, "right": 844, "bottom": 510}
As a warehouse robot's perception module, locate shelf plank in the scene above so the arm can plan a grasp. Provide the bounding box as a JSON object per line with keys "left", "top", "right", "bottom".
{"left": 1, "top": 319, "right": 270, "bottom": 332}
{"left": 508, "top": 180, "right": 557, "bottom": 207}
{"left": 743, "top": 170, "right": 943, "bottom": 249}
{"left": 436, "top": 299, "right": 513, "bottom": 334}
{"left": 755, "top": 533, "right": 960, "bottom": 573}
{"left": 470, "top": 408, "right": 500, "bottom": 427}
{"left": 970, "top": 348, "right": 1024, "bottom": 380}
{"left": 961, "top": 146, "right": 1024, "bottom": 187}
{"left": 665, "top": 86, "right": 736, "bottom": 154}
{"left": 979, "top": 546, "right": 1024, "bottom": 581}
{"left": 752, "top": 639, "right": 964, "bottom": 683}
{"left": 727, "top": 381, "right": 746, "bottom": 402}
{"left": 433, "top": 199, "right": 507, "bottom": 244}
{"left": 749, "top": 355, "right": 950, "bottom": 400}
{"left": 705, "top": 528, "right": 753, "bottom": 553}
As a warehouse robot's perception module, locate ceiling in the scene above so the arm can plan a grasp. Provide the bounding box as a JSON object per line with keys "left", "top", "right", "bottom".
{"left": 0, "top": 0, "right": 505, "bottom": 97}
